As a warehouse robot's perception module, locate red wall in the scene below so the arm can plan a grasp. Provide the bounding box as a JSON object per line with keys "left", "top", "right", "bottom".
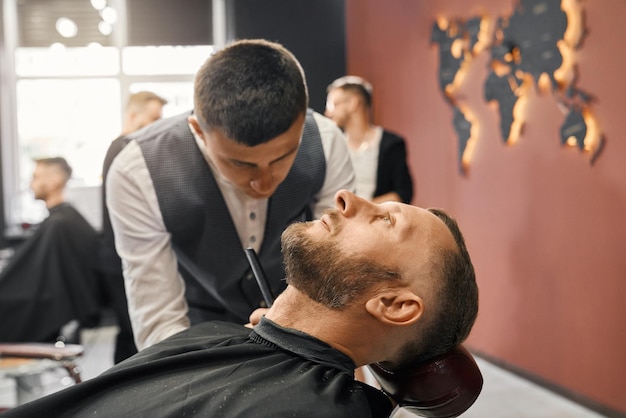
{"left": 345, "top": 0, "right": 626, "bottom": 413}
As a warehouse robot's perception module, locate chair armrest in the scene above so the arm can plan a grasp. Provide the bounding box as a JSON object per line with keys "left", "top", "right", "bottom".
{"left": 0, "top": 343, "right": 84, "bottom": 361}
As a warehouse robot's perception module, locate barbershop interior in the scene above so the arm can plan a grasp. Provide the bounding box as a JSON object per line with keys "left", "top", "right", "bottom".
{"left": 0, "top": 0, "right": 624, "bottom": 417}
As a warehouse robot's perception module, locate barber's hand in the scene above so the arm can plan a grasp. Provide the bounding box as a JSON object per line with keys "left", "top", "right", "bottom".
{"left": 245, "top": 308, "right": 269, "bottom": 328}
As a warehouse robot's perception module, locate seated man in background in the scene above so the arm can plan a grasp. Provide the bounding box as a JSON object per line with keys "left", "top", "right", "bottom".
{"left": 4, "top": 189, "right": 478, "bottom": 418}
{"left": 0, "top": 157, "right": 101, "bottom": 343}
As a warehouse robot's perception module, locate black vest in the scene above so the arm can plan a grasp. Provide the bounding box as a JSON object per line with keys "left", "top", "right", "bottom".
{"left": 137, "top": 110, "right": 326, "bottom": 323}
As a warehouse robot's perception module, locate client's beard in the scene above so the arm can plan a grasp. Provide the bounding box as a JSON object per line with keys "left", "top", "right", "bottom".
{"left": 281, "top": 222, "right": 400, "bottom": 309}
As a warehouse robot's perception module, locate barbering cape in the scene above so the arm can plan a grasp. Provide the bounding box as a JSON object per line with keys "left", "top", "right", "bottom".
{"left": 0, "top": 203, "right": 101, "bottom": 342}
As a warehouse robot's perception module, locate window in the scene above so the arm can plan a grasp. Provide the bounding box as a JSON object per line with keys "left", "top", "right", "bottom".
{"left": 1, "top": 0, "right": 214, "bottom": 233}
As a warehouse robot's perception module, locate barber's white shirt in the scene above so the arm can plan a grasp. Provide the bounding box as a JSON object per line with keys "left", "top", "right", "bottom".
{"left": 106, "top": 112, "right": 354, "bottom": 349}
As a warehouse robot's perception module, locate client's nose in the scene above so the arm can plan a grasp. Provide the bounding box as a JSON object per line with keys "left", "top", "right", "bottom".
{"left": 334, "top": 189, "right": 369, "bottom": 217}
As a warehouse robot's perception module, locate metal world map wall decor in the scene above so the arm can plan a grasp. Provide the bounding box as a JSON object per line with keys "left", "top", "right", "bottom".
{"left": 431, "top": 0, "right": 605, "bottom": 174}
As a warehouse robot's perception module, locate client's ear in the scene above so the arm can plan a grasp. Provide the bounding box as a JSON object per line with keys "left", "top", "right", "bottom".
{"left": 365, "top": 289, "right": 424, "bottom": 326}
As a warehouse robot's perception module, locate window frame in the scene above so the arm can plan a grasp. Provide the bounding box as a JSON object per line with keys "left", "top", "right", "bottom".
{"left": 0, "top": 0, "right": 226, "bottom": 236}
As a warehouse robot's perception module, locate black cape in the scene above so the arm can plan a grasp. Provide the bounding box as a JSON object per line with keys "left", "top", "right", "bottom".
{"left": 0, "top": 203, "right": 101, "bottom": 342}
{"left": 4, "top": 319, "right": 393, "bottom": 417}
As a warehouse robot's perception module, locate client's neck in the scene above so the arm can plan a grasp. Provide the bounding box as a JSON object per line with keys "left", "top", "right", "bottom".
{"left": 265, "top": 285, "right": 376, "bottom": 367}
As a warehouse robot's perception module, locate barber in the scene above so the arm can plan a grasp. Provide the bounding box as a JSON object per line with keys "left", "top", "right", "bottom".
{"left": 105, "top": 39, "right": 354, "bottom": 349}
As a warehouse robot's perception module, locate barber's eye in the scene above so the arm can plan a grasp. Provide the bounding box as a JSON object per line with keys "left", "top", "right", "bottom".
{"left": 231, "top": 160, "right": 253, "bottom": 169}
{"left": 382, "top": 213, "right": 392, "bottom": 224}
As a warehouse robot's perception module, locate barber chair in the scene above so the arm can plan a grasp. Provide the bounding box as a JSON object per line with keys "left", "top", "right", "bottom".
{"left": 368, "top": 345, "right": 483, "bottom": 418}
{"left": 0, "top": 342, "right": 83, "bottom": 410}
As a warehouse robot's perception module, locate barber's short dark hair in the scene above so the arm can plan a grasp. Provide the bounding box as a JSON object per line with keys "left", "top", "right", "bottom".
{"left": 327, "top": 75, "right": 373, "bottom": 108}
{"left": 193, "top": 39, "right": 309, "bottom": 146}
{"left": 34, "top": 157, "right": 72, "bottom": 180}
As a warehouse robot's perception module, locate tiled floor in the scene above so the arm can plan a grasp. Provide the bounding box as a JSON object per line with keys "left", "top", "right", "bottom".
{"left": 0, "top": 326, "right": 616, "bottom": 417}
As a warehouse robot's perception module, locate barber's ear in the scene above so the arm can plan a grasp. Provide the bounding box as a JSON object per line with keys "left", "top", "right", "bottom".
{"left": 365, "top": 290, "right": 424, "bottom": 326}
{"left": 188, "top": 116, "right": 205, "bottom": 139}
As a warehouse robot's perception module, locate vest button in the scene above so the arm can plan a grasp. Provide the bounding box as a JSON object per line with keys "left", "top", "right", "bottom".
{"left": 246, "top": 272, "right": 254, "bottom": 280}
{"left": 259, "top": 300, "right": 267, "bottom": 308}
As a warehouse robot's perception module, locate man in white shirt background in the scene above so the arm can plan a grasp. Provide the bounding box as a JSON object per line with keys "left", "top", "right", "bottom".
{"left": 325, "top": 75, "right": 413, "bottom": 204}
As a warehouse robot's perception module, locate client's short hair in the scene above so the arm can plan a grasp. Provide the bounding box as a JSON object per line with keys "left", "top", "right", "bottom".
{"left": 397, "top": 208, "right": 478, "bottom": 366}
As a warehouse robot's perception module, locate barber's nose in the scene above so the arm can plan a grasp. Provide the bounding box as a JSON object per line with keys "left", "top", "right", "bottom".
{"left": 250, "top": 169, "right": 274, "bottom": 194}
{"left": 335, "top": 189, "right": 371, "bottom": 217}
